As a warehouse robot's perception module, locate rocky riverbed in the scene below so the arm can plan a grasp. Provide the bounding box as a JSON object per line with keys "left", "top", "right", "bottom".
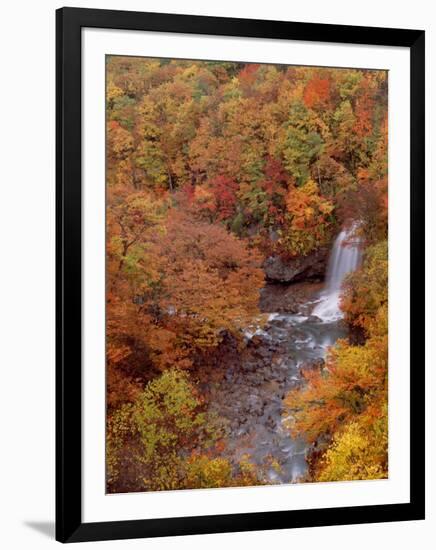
{"left": 203, "top": 282, "right": 347, "bottom": 485}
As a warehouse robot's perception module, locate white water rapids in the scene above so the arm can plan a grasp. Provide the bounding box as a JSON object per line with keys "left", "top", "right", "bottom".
{"left": 312, "top": 226, "right": 362, "bottom": 321}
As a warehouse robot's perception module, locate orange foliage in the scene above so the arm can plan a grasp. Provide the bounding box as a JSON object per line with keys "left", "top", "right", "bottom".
{"left": 303, "top": 76, "right": 331, "bottom": 109}
{"left": 280, "top": 180, "right": 334, "bottom": 256}
{"left": 151, "top": 211, "right": 264, "bottom": 350}
{"left": 105, "top": 57, "right": 389, "bottom": 489}
{"left": 286, "top": 335, "right": 387, "bottom": 444}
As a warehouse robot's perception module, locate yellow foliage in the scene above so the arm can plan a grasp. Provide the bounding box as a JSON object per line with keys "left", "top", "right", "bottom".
{"left": 316, "top": 414, "right": 388, "bottom": 482}
{"left": 186, "top": 454, "right": 262, "bottom": 489}
{"left": 285, "top": 332, "right": 387, "bottom": 445}
{"left": 280, "top": 180, "right": 334, "bottom": 256}
{"left": 285, "top": 242, "right": 388, "bottom": 483}
{"left": 107, "top": 80, "right": 124, "bottom": 104}
{"left": 186, "top": 456, "right": 233, "bottom": 488}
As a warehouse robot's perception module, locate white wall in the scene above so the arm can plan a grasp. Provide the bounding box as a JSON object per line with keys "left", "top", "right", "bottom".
{"left": 0, "top": 0, "right": 433, "bottom": 548}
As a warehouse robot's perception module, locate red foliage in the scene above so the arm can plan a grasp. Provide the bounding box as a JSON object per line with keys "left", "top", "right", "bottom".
{"left": 208, "top": 175, "right": 239, "bottom": 220}
{"left": 238, "top": 64, "right": 260, "bottom": 90}
{"left": 353, "top": 79, "right": 375, "bottom": 137}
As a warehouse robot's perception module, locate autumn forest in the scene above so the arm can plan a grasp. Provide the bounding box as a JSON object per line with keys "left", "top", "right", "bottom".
{"left": 106, "top": 56, "right": 388, "bottom": 493}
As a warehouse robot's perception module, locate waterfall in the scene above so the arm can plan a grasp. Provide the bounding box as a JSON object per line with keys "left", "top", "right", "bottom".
{"left": 312, "top": 225, "right": 362, "bottom": 321}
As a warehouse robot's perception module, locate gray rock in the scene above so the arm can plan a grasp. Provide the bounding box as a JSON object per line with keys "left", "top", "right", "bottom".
{"left": 263, "top": 247, "right": 329, "bottom": 283}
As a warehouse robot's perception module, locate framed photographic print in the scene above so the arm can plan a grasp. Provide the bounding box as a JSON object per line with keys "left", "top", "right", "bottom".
{"left": 56, "top": 7, "right": 425, "bottom": 543}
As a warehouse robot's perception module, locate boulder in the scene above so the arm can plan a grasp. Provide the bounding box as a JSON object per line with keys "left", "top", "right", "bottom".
{"left": 263, "top": 247, "right": 329, "bottom": 283}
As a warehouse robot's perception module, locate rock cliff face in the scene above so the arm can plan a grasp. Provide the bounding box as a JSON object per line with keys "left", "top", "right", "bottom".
{"left": 263, "top": 247, "right": 329, "bottom": 283}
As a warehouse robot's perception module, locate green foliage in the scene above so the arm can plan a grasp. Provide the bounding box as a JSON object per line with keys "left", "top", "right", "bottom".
{"left": 281, "top": 101, "right": 324, "bottom": 185}
{"left": 341, "top": 240, "right": 388, "bottom": 334}
{"left": 107, "top": 369, "right": 263, "bottom": 492}
{"left": 230, "top": 211, "right": 245, "bottom": 236}
{"left": 107, "top": 370, "right": 221, "bottom": 492}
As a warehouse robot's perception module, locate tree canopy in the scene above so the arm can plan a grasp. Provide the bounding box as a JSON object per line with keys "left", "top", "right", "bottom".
{"left": 106, "top": 56, "right": 388, "bottom": 491}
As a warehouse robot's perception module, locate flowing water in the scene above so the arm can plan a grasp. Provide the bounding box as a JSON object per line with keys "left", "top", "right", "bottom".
{"left": 312, "top": 226, "right": 362, "bottom": 321}
{"left": 208, "top": 226, "right": 362, "bottom": 484}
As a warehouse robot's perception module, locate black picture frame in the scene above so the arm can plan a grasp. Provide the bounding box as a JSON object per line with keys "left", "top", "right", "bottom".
{"left": 56, "top": 6, "right": 425, "bottom": 543}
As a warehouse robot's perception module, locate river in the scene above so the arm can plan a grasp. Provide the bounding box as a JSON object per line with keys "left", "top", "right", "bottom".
{"left": 206, "top": 226, "right": 362, "bottom": 484}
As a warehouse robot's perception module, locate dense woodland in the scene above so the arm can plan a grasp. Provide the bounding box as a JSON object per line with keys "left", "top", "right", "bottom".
{"left": 106, "top": 56, "right": 388, "bottom": 492}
